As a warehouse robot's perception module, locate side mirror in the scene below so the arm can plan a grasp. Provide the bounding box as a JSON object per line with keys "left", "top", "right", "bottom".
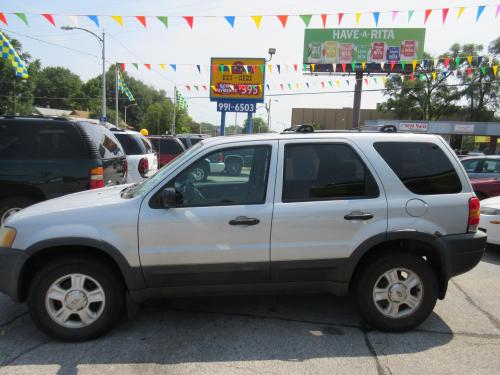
{"left": 160, "top": 187, "right": 179, "bottom": 208}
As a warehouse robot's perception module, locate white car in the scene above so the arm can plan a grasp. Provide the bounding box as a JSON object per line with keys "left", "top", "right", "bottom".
{"left": 111, "top": 129, "right": 158, "bottom": 183}
{"left": 479, "top": 196, "right": 500, "bottom": 245}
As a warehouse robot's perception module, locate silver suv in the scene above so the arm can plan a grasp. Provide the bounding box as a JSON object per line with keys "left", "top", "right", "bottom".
{"left": 0, "top": 131, "right": 486, "bottom": 341}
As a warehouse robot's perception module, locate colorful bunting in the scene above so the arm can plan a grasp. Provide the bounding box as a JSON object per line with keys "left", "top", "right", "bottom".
{"left": 183, "top": 16, "right": 194, "bottom": 29}
{"left": 159, "top": 64, "right": 166, "bottom": 70}
{"left": 355, "top": 13, "right": 361, "bottom": 25}
{"left": 277, "top": 15, "right": 288, "bottom": 28}
{"left": 132, "top": 63, "right": 138, "bottom": 70}
{"left": 293, "top": 64, "right": 298, "bottom": 72}
{"left": 68, "top": 15, "right": 79, "bottom": 27}
{"left": 458, "top": 7, "right": 466, "bottom": 19}
{"left": 351, "top": 63, "right": 356, "bottom": 71}
{"left": 467, "top": 56, "right": 473, "bottom": 65}
{"left": 476, "top": 6, "right": 485, "bottom": 22}
{"left": 373, "top": 12, "right": 380, "bottom": 26}
{"left": 196, "top": 65, "right": 201, "bottom": 73}
{"left": 493, "top": 65, "right": 498, "bottom": 75}
{"left": 392, "top": 10, "right": 399, "bottom": 21}
{"left": 432, "top": 71, "right": 437, "bottom": 80}
{"left": 41, "top": 14, "right": 56, "bottom": 27}
{"left": 401, "top": 61, "right": 406, "bottom": 70}
{"left": 455, "top": 57, "right": 461, "bottom": 66}
{"left": 467, "top": 67, "right": 472, "bottom": 76}
{"left": 87, "top": 15, "right": 99, "bottom": 27}
{"left": 120, "top": 63, "right": 125, "bottom": 71}
{"left": 170, "top": 64, "right": 176, "bottom": 71}
{"left": 287, "top": 83, "right": 292, "bottom": 90}
{"left": 497, "top": 5, "right": 500, "bottom": 18}
{"left": 412, "top": 60, "right": 417, "bottom": 70}
{"left": 0, "top": 12, "right": 7, "bottom": 26}
{"left": 224, "top": 16, "right": 235, "bottom": 28}
{"left": 311, "top": 63, "right": 315, "bottom": 72}
{"left": 144, "top": 63, "right": 151, "bottom": 70}
{"left": 14, "top": 13, "right": 28, "bottom": 26}
{"left": 361, "top": 62, "right": 366, "bottom": 70}
{"left": 136, "top": 16, "right": 147, "bottom": 27}
{"left": 408, "top": 10, "right": 415, "bottom": 22}
{"left": 321, "top": 14, "right": 328, "bottom": 28}
{"left": 341, "top": 63, "right": 346, "bottom": 72}
{"left": 337, "top": 13, "right": 344, "bottom": 25}
{"left": 251, "top": 15, "right": 263, "bottom": 28}
{"left": 111, "top": 15, "right": 123, "bottom": 26}
{"left": 277, "top": 64, "right": 281, "bottom": 74}
{"left": 300, "top": 14, "right": 312, "bottom": 27}
{"left": 390, "top": 61, "right": 396, "bottom": 71}
{"left": 424, "top": 9, "right": 432, "bottom": 24}
{"left": 157, "top": 16, "right": 168, "bottom": 28}
{"left": 442, "top": 8, "right": 449, "bottom": 24}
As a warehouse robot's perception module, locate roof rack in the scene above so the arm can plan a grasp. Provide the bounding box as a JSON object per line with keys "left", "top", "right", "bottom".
{"left": 281, "top": 124, "right": 398, "bottom": 134}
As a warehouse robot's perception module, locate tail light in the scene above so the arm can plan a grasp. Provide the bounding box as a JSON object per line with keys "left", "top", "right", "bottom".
{"left": 218, "top": 152, "right": 224, "bottom": 163}
{"left": 468, "top": 197, "right": 480, "bottom": 233}
{"left": 138, "top": 157, "right": 149, "bottom": 176}
{"left": 89, "top": 167, "right": 105, "bottom": 189}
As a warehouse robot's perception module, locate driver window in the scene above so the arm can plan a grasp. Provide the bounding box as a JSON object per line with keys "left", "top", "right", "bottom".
{"left": 168, "top": 145, "right": 272, "bottom": 207}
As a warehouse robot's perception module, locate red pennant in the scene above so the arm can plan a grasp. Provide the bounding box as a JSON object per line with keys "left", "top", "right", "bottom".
{"left": 202, "top": 85, "right": 207, "bottom": 91}
{"left": 293, "top": 64, "right": 298, "bottom": 72}
{"left": 337, "top": 13, "right": 344, "bottom": 25}
{"left": 424, "top": 9, "right": 432, "bottom": 24}
{"left": 364, "top": 78, "right": 368, "bottom": 85}
{"left": 390, "top": 61, "right": 396, "bottom": 71}
{"left": 186, "top": 85, "right": 191, "bottom": 91}
{"left": 0, "top": 12, "right": 7, "bottom": 25}
{"left": 444, "top": 57, "right": 450, "bottom": 68}
{"left": 321, "top": 81, "right": 325, "bottom": 88}
{"left": 467, "top": 67, "right": 471, "bottom": 76}
{"left": 321, "top": 14, "right": 327, "bottom": 28}
{"left": 120, "top": 63, "right": 126, "bottom": 71}
{"left": 442, "top": 8, "right": 449, "bottom": 24}
{"left": 42, "top": 13, "right": 56, "bottom": 27}
{"left": 410, "top": 73, "right": 415, "bottom": 80}
{"left": 144, "top": 63, "right": 151, "bottom": 70}
{"left": 183, "top": 16, "right": 194, "bottom": 29}
{"left": 136, "top": 16, "right": 147, "bottom": 27}
{"left": 280, "top": 84, "right": 284, "bottom": 91}
{"left": 277, "top": 15, "right": 288, "bottom": 28}
{"left": 212, "top": 65, "right": 217, "bottom": 74}
{"left": 341, "top": 63, "right": 346, "bottom": 72}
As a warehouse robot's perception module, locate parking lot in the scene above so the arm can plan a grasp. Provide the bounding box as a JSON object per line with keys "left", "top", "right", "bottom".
{"left": 0, "top": 248, "right": 498, "bottom": 375}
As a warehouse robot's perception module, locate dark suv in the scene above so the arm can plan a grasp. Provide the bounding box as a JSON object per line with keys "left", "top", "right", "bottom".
{"left": 0, "top": 117, "right": 127, "bottom": 224}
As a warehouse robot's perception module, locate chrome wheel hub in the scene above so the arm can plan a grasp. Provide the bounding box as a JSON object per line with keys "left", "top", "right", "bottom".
{"left": 373, "top": 268, "right": 423, "bottom": 319}
{"left": 45, "top": 274, "right": 106, "bottom": 329}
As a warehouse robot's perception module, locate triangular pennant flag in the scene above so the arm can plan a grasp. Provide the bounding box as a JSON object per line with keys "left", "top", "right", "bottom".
{"left": 412, "top": 60, "right": 417, "bottom": 70}
{"left": 321, "top": 82, "right": 325, "bottom": 88}
{"left": 120, "top": 63, "right": 126, "bottom": 71}
{"left": 202, "top": 85, "right": 207, "bottom": 91}
{"left": 0, "top": 12, "right": 7, "bottom": 26}
{"left": 392, "top": 10, "right": 398, "bottom": 21}
{"left": 481, "top": 67, "right": 487, "bottom": 75}
{"left": 311, "top": 64, "right": 315, "bottom": 72}
{"left": 497, "top": 5, "right": 500, "bottom": 18}
{"left": 185, "top": 85, "right": 191, "bottom": 91}
{"left": 444, "top": 57, "right": 450, "bottom": 68}
{"left": 373, "top": 77, "right": 378, "bottom": 84}
{"left": 132, "top": 63, "right": 139, "bottom": 70}
{"left": 467, "top": 67, "right": 471, "bottom": 76}
{"left": 401, "top": 61, "right": 406, "bottom": 70}
{"left": 183, "top": 16, "right": 194, "bottom": 29}
{"left": 400, "top": 75, "right": 405, "bottom": 83}
{"left": 328, "top": 81, "right": 333, "bottom": 87}
{"left": 351, "top": 63, "right": 356, "bottom": 71}
{"left": 346, "top": 80, "right": 350, "bottom": 86}
{"left": 380, "top": 62, "right": 385, "bottom": 70}
{"left": 68, "top": 15, "right": 79, "bottom": 27}
{"left": 196, "top": 65, "right": 201, "bottom": 73}
{"left": 433, "top": 58, "right": 439, "bottom": 67}
{"left": 493, "top": 65, "right": 498, "bottom": 75}
{"left": 157, "top": 16, "right": 168, "bottom": 28}
{"left": 14, "top": 13, "right": 28, "bottom": 26}
{"left": 170, "top": 64, "right": 177, "bottom": 71}
{"left": 410, "top": 73, "right": 415, "bottom": 80}
{"left": 194, "top": 85, "right": 199, "bottom": 91}
{"left": 364, "top": 78, "right": 368, "bottom": 85}
{"left": 144, "top": 64, "right": 151, "bottom": 70}
{"left": 361, "top": 62, "right": 366, "bottom": 70}
{"left": 338, "top": 13, "right": 344, "bottom": 25}
{"left": 467, "top": 56, "right": 473, "bottom": 65}
{"left": 267, "top": 64, "right": 272, "bottom": 73}
{"left": 87, "top": 15, "right": 99, "bottom": 27}
{"left": 42, "top": 14, "right": 56, "bottom": 27}
{"left": 300, "top": 15, "right": 312, "bottom": 27}
{"left": 159, "top": 64, "right": 166, "bottom": 70}
{"left": 266, "top": 84, "right": 270, "bottom": 91}
{"left": 228, "top": 65, "right": 232, "bottom": 74}
{"left": 457, "top": 7, "right": 466, "bottom": 19}
{"left": 390, "top": 61, "right": 396, "bottom": 71}
{"left": 224, "top": 16, "right": 235, "bottom": 28}
{"left": 260, "top": 64, "right": 265, "bottom": 73}
{"left": 442, "top": 8, "right": 449, "bottom": 24}
{"left": 476, "top": 6, "right": 485, "bottom": 22}
{"left": 432, "top": 71, "right": 437, "bottom": 80}
{"left": 277, "top": 64, "right": 281, "bottom": 74}
{"left": 277, "top": 15, "right": 288, "bottom": 28}
{"left": 373, "top": 12, "right": 380, "bottom": 27}
{"left": 293, "top": 64, "right": 298, "bottom": 72}
{"left": 341, "top": 63, "right": 346, "bottom": 72}
{"left": 455, "top": 57, "right": 461, "bottom": 66}
{"left": 295, "top": 83, "right": 300, "bottom": 89}
{"left": 321, "top": 14, "right": 328, "bottom": 28}
{"left": 211, "top": 85, "right": 216, "bottom": 92}
{"left": 355, "top": 13, "right": 361, "bottom": 25}
{"left": 306, "top": 83, "right": 309, "bottom": 88}
{"left": 111, "top": 16, "right": 124, "bottom": 26}
{"left": 478, "top": 56, "right": 483, "bottom": 65}
{"left": 280, "top": 84, "right": 284, "bottom": 91}
{"left": 424, "top": 9, "right": 432, "bottom": 24}
{"left": 287, "top": 83, "right": 292, "bottom": 90}
{"left": 336, "top": 80, "right": 340, "bottom": 86}
{"left": 408, "top": 10, "right": 414, "bottom": 22}
{"left": 251, "top": 16, "right": 263, "bottom": 29}
{"left": 136, "top": 16, "right": 147, "bottom": 28}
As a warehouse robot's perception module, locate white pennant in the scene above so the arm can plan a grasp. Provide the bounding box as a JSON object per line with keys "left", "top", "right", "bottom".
{"left": 380, "top": 62, "right": 385, "bottom": 69}
{"left": 68, "top": 15, "right": 79, "bottom": 27}
{"left": 434, "top": 58, "right": 439, "bottom": 67}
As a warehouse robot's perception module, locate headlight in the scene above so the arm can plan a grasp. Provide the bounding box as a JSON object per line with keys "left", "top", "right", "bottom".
{"left": 480, "top": 207, "right": 500, "bottom": 215}
{"left": 0, "top": 227, "right": 16, "bottom": 248}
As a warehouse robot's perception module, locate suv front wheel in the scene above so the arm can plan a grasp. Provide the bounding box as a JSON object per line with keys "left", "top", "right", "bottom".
{"left": 355, "top": 253, "right": 438, "bottom": 332}
{"left": 27, "top": 256, "right": 125, "bottom": 341}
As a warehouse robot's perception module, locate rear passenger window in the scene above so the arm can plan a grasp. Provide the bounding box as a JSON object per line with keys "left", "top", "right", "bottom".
{"left": 481, "top": 160, "right": 500, "bottom": 173}
{"left": 374, "top": 142, "right": 462, "bottom": 195}
{"left": 282, "top": 143, "right": 379, "bottom": 202}
{"left": 79, "top": 122, "right": 124, "bottom": 159}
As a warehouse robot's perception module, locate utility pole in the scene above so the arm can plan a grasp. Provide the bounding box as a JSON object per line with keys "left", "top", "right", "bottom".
{"left": 115, "top": 64, "right": 119, "bottom": 128}
{"left": 172, "top": 86, "right": 177, "bottom": 135}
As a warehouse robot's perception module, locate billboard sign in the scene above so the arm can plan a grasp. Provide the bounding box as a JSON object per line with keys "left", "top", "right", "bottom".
{"left": 304, "top": 28, "right": 425, "bottom": 72}
{"left": 210, "top": 57, "right": 265, "bottom": 103}
{"left": 399, "top": 122, "right": 429, "bottom": 132}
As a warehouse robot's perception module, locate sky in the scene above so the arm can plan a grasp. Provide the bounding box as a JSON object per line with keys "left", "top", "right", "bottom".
{"left": 1, "top": 0, "right": 499, "bottom": 132}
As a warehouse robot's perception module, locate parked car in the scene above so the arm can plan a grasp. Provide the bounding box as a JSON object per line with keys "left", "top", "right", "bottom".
{"left": 470, "top": 178, "right": 500, "bottom": 200}
{"left": 461, "top": 155, "right": 500, "bottom": 179}
{"left": 0, "top": 131, "right": 485, "bottom": 341}
{"left": 147, "top": 135, "right": 185, "bottom": 168}
{"left": 479, "top": 196, "right": 500, "bottom": 246}
{"left": 176, "top": 134, "right": 210, "bottom": 149}
{"left": 111, "top": 129, "right": 158, "bottom": 183}
{"left": 0, "top": 117, "right": 127, "bottom": 225}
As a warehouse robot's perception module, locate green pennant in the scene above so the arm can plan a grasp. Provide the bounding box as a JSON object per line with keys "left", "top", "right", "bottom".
{"left": 407, "top": 10, "right": 414, "bottom": 22}
{"left": 455, "top": 57, "right": 461, "bottom": 67}
{"left": 351, "top": 63, "right": 356, "bottom": 72}
{"left": 299, "top": 15, "right": 312, "bottom": 27}
{"left": 419, "top": 74, "right": 425, "bottom": 80}
{"left": 132, "top": 63, "right": 139, "bottom": 70}
{"left": 194, "top": 85, "right": 199, "bottom": 91}
{"left": 157, "top": 16, "right": 168, "bottom": 28}
{"left": 14, "top": 13, "right": 29, "bottom": 26}
{"left": 220, "top": 64, "right": 224, "bottom": 72}
{"left": 260, "top": 65, "right": 265, "bottom": 73}
{"left": 329, "top": 81, "right": 333, "bottom": 87}
{"left": 401, "top": 61, "right": 406, "bottom": 70}
{"left": 481, "top": 67, "right": 487, "bottom": 75}
{"left": 303, "top": 63, "right": 307, "bottom": 72}
{"left": 287, "top": 83, "right": 292, "bottom": 90}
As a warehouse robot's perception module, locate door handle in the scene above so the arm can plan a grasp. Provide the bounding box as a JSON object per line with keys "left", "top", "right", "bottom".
{"left": 229, "top": 216, "right": 260, "bottom": 226}
{"left": 344, "top": 212, "right": 374, "bottom": 221}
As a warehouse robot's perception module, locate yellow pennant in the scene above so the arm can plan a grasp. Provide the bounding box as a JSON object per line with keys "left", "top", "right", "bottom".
{"left": 311, "top": 63, "right": 315, "bottom": 72}
{"left": 432, "top": 71, "right": 437, "bottom": 80}
{"left": 380, "top": 76, "right": 386, "bottom": 84}
{"left": 228, "top": 65, "right": 232, "bottom": 74}
{"left": 251, "top": 15, "right": 263, "bottom": 29}
{"left": 295, "top": 82, "right": 300, "bottom": 89}
{"left": 211, "top": 85, "right": 216, "bottom": 92}
{"left": 493, "top": 65, "right": 498, "bottom": 76}
{"left": 412, "top": 60, "right": 417, "bottom": 71}
{"left": 267, "top": 64, "right": 272, "bottom": 73}
{"left": 159, "top": 64, "right": 166, "bottom": 70}
{"left": 355, "top": 13, "right": 361, "bottom": 25}
{"left": 111, "top": 15, "right": 124, "bottom": 26}
{"left": 467, "top": 56, "right": 473, "bottom": 65}
{"left": 457, "top": 7, "right": 466, "bottom": 19}
{"left": 361, "top": 62, "right": 366, "bottom": 70}
{"left": 336, "top": 80, "right": 340, "bottom": 86}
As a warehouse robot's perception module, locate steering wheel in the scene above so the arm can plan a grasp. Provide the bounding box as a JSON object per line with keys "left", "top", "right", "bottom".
{"left": 178, "top": 178, "right": 207, "bottom": 205}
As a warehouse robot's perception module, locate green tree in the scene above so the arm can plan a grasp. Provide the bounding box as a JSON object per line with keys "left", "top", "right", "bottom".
{"left": 141, "top": 101, "right": 174, "bottom": 134}
{"left": 33, "top": 66, "right": 83, "bottom": 110}
{"left": 244, "top": 117, "right": 269, "bottom": 133}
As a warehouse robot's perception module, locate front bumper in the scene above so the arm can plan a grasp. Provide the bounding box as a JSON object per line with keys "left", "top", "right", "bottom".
{"left": 0, "top": 247, "right": 28, "bottom": 302}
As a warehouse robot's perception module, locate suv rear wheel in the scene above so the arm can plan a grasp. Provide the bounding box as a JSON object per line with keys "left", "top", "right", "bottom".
{"left": 27, "top": 256, "right": 125, "bottom": 341}
{"left": 355, "top": 253, "right": 438, "bottom": 332}
{"left": 0, "top": 197, "right": 38, "bottom": 225}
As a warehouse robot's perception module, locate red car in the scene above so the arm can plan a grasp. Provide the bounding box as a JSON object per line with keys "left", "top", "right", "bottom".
{"left": 470, "top": 178, "right": 500, "bottom": 200}
{"left": 147, "top": 135, "right": 185, "bottom": 168}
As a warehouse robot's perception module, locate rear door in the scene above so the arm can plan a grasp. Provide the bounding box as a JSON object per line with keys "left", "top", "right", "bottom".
{"left": 79, "top": 122, "right": 127, "bottom": 185}
{"left": 270, "top": 139, "right": 388, "bottom": 282}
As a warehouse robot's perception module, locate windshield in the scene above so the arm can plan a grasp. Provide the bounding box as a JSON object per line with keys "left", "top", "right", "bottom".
{"left": 114, "top": 133, "right": 148, "bottom": 155}
{"left": 122, "top": 141, "right": 203, "bottom": 198}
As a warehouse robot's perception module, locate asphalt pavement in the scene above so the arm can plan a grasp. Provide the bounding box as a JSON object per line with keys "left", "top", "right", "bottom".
{"left": 1, "top": 248, "right": 499, "bottom": 375}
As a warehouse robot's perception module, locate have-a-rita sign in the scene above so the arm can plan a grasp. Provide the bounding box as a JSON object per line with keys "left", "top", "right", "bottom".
{"left": 210, "top": 57, "right": 266, "bottom": 104}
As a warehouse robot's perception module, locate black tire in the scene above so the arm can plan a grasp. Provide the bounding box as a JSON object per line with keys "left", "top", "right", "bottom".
{"left": 27, "top": 256, "right": 125, "bottom": 342}
{"left": 225, "top": 158, "right": 242, "bottom": 176}
{"left": 355, "top": 253, "right": 438, "bottom": 332}
{"left": 0, "top": 196, "right": 38, "bottom": 225}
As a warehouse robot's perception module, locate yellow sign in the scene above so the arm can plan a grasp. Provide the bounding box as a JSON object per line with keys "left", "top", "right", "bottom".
{"left": 210, "top": 58, "right": 265, "bottom": 102}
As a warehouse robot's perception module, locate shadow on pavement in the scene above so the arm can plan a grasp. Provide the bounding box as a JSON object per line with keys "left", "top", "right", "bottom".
{"left": 482, "top": 246, "right": 500, "bottom": 265}
{"left": 0, "top": 293, "right": 454, "bottom": 375}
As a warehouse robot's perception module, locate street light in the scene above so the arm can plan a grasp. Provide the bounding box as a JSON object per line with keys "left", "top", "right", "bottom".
{"left": 266, "top": 48, "right": 276, "bottom": 62}
{"left": 124, "top": 103, "right": 137, "bottom": 128}
{"left": 61, "top": 26, "right": 106, "bottom": 123}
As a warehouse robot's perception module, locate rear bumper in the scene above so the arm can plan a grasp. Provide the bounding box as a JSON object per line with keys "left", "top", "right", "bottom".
{"left": 0, "top": 247, "right": 27, "bottom": 302}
